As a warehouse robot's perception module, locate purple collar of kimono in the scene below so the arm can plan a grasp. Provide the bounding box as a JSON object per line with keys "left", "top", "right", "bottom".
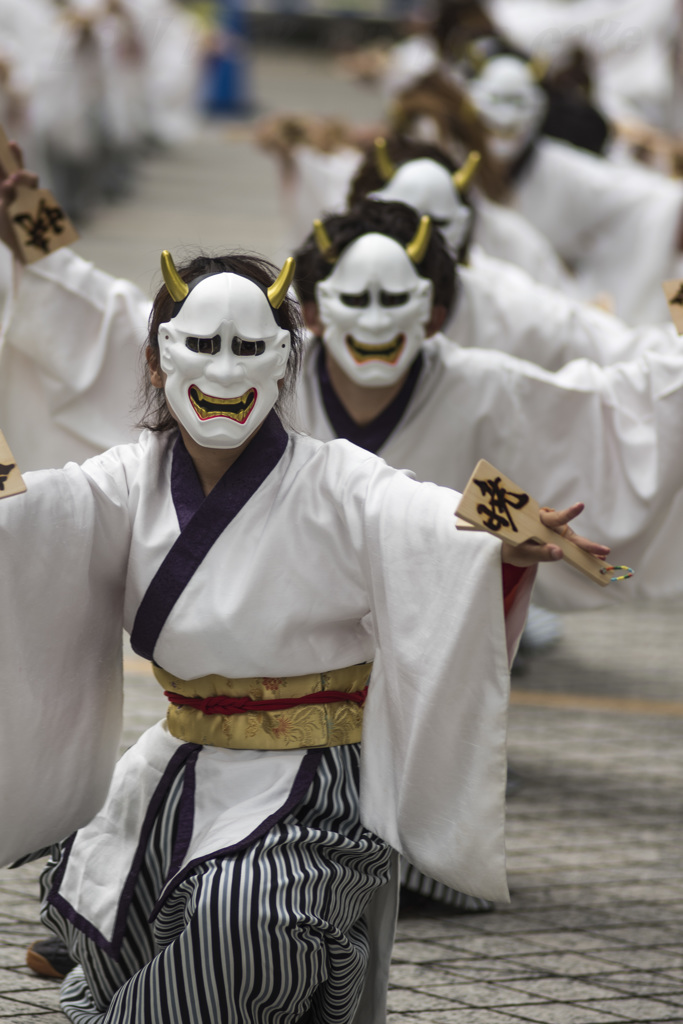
{"left": 316, "top": 343, "right": 423, "bottom": 454}
{"left": 130, "top": 410, "right": 289, "bottom": 662}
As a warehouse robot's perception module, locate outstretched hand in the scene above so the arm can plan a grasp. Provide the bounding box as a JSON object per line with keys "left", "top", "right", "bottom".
{"left": 501, "top": 502, "right": 610, "bottom": 568}
{"left": 0, "top": 140, "right": 38, "bottom": 260}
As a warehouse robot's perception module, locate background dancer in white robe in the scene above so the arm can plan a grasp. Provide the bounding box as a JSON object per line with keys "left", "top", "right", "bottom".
{"left": 0, "top": 155, "right": 145, "bottom": 471}
{"left": 346, "top": 136, "right": 680, "bottom": 370}
{"left": 0, "top": 245, "right": 595, "bottom": 1023}
{"left": 292, "top": 199, "right": 683, "bottom": 610}
{"left": 464, "top": 54, "right": 683, "bottom": 325}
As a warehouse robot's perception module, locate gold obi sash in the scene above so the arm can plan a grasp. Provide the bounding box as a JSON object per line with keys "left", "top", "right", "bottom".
{"left": 153, "top": 662, "right": 372, "bottom": 751}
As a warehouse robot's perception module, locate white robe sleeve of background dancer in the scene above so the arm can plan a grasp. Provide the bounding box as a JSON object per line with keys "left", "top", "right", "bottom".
{"left": 287, "top": 145, "right": 363, "bottom": 249}
{"left": 511, "top": 137, "right": 683, "bottom": 325}
{"left": 451, "top": 251, "right": 681, "bottom": 370}
{"left": 388, "top": 340, "right": 683, "bottom": 609}
{"left": 472, "top": 193, "right": 578, "bottom": 295}
{"left": 0, "top": 246, "right": 148, "bottom": 470}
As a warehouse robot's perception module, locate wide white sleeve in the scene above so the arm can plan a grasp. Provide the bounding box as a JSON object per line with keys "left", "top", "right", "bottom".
{"left": 451, "top": 254, "right": 682, "bottom": 371}
{"left": 472, "top": 195, "right": 577, "bottom": 295}
{"left": 334, "top": 453, "right": 532, "bottom": 902}
{"left": 0, "top": 452, "right": 135, "bottom": 865}
{"left": 0, "top": 246, "right": 151, "bottom": 470}
{"left": 442, "top": 344, "right": 683, "bottom": 609}
{"left": 512, "top": 138, "right": 683, "bottom": 325}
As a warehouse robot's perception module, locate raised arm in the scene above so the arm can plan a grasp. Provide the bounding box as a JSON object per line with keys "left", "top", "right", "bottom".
{"left": 452, "top": 253, "right": 681, "bottom": 372}
{"left": 0, "top": 146, "right": 150, "bottom": 469}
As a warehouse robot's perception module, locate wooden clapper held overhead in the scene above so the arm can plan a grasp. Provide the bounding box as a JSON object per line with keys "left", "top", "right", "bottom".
{"left": 456, "top": 460, "right": 632, "bottom": 587}
{"left": 0, "top": 432, "right": 25, "bottom": 500}
{"left": 0, "top": 124, "right": 78, "bottom": 264}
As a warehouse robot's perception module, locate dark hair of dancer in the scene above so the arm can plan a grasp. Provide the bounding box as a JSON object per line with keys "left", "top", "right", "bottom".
{"left": 294, "top": 198, "right": 457, "bottom": 316}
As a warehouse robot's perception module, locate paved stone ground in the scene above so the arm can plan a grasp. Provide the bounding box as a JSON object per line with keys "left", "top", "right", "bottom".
{"left": 1, "top": 42, "right": 683, "bottom": 1024}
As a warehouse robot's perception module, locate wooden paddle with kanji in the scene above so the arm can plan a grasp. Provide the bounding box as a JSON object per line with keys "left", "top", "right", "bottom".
{"left": 0, "top": 125, "right": 78, "bottom": 264}
{"left": 456, "top": 459, "right": 632, "bottom": 587}
{"left": 0, "top": 431, "right": 26, "bottom": 499}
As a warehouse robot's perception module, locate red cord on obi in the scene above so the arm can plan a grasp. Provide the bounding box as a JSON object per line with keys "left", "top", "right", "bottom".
{"left": 165, "top": 687, "right": 369, "bottom": 717}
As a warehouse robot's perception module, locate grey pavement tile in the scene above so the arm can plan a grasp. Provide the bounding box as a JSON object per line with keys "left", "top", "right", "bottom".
{"left": 0, "top": 1017, "right": 65, "bottom": 1023}
{"left": 0, "top": 945, "right": 33, "bottom": 969}
{"left": 434, "top": 961, "right": 550, "bottom": 983}
{"left": 391, "top": 941, "right": 476, "bottom": 964}
{"left": 613, "top": 904, "right": 683, "bottom": 925}
{"left": 420, "top": 1011, "right": 535, "bottom": 1024}
{"left": 387, "top": 989, "right": 464, "bottom": 1012}
{"left": 502, "top": 979, "right": 631, "bottom": 1002}
{"left": 588, "top": 950, "right": 683, "bottom": 972}
{"left": 427, "top": 934, "right": 552, "bottom": 958}
{"left": 0, "top": 994, "right": 61, "bottom": 1016}
{"left": 497, "top": 1005, "right": 632, "bottom": 1023}
{"left": 582, "top": 925, "right": 683, "bottom": 948}
{"left": 576, "top": 997, "right": 683, "bottom": 1020}
{"left": 452, "top": 914, "right": 567, "bottom": 935}
{"left": 393, "top": 920, "right": 489, "bottom": 942}
{"left": 0, "top": 969, "right": 50, "bottom": 994}
{"left": 497, "top": 952, "right": 629, "bottom": 977}
{"left": 410, "top": 980, "right": 546, "bottom": 1007}
{"left": 509, "top": 932, "right": 629, "bottom": 953}
{"left": 6, "top": 988, "right": 64, "bottom": 1012}
{"left": 435, "top": 967, "right": 539, "bottom": 984}
{"left": 587, "top": 973, "right": 683, "bottom": 997}
{"left": 390, "top": 963, "right": 460, "bottom": 988}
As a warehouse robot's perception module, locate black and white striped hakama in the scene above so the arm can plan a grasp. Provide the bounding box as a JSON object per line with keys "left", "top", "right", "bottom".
{"left": 41, "top": 743, "right": 392, "bottom": 1024}
{"left": 400, "top": 861, "right": 494, "bottom": 912}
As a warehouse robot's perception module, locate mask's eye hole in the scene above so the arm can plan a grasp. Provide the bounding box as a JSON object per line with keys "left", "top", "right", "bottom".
{"left": 232, "top": 336, "right": 265, "bottom": 356}
{"left": 340, "top": 291, "right": 369, "bottom": 308}
{"left": 380, "top": 290, "right": 409, "bottom": 307}
{"left": 186, "top": 335, "right": 221, "bottom": 354}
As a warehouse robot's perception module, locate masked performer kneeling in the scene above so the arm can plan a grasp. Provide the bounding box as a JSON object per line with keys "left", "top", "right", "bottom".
{"left": 0, "top": 249, "right": 605, "bottom": 1024}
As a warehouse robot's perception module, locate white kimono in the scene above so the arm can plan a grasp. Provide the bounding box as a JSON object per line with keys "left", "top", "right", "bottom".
{"left": 297, "top": 334, "right": 683, "bottom": 610}
{"left": 0, "top": 419, "right": 530, "bottom": 923}
{"left": 509, "top": 136, "right": 683, "bottom": 324}
{"left": 472, "top": 194, "right": 578, "bottom": 295}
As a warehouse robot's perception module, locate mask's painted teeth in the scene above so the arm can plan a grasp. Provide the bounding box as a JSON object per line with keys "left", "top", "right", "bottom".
{"left": 345, "top": 333, "right": 405, "bottom": 364}
{"left": 188, "top": 385, "right": 257, "bottom": 423}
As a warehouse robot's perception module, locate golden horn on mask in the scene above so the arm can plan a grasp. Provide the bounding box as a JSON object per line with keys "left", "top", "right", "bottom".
{"left": 374, "top": 137, "right": 396, "bottom": 182}
{"left": 267, "top": 256, "right": 296, "bottom": 309}
{"left": 453, "top": 150, "right": 481, "bottom": 193}
{"left": 406, "top": 215, "right": 432, "bottom": 264}
{"left": 313, "top": 219, "right": 337, "bottom": 263}
{"left": 528, "top": 55, "right": 550, "bottom": 82}
{"left": 161, "top": 250, "right": 190, "bottom": 303}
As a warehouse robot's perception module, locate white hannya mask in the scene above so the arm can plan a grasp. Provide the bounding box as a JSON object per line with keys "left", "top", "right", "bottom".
{"left": 158, "top": 273, "right": 291, "bottom": 449}
{"left": 370, "top": 158, "right": 472, "bottom": 254}
{"left": 468, "top": 55, "right": 548, "bottom": 160}
{"left": 316, "top": 232, "right": 433, "bottom": 387}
